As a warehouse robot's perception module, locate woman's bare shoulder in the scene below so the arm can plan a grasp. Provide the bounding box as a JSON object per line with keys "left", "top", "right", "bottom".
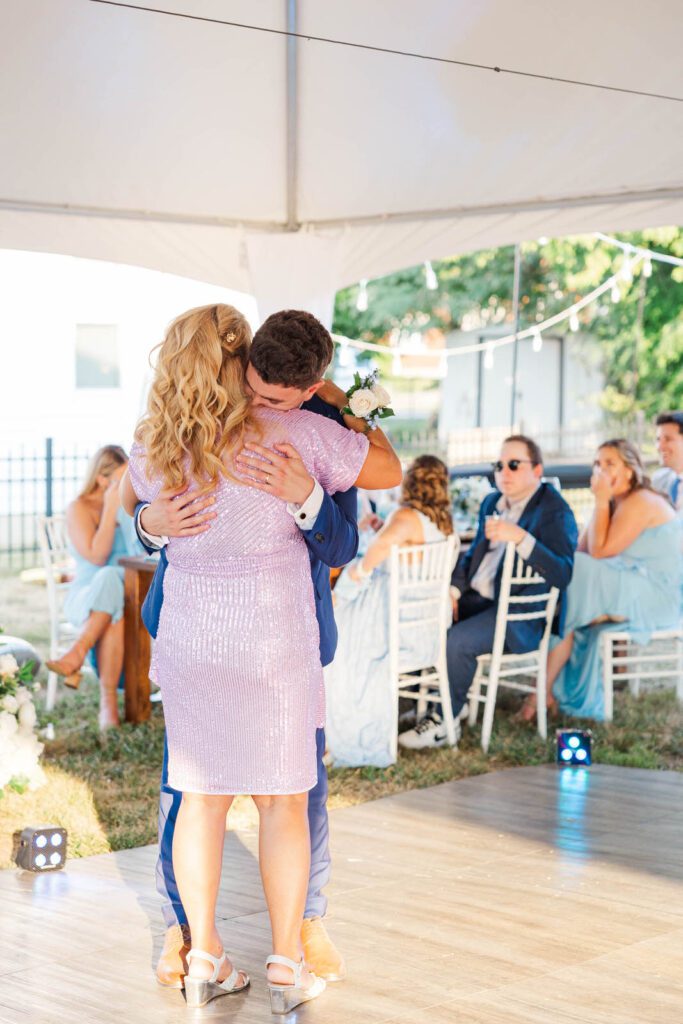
{"left": 622, "top": 488, "right": 674, "bottom": 523}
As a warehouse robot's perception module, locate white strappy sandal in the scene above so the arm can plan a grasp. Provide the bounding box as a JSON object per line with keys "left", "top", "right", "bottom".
{"left": 184, "top": 948, "right": 250, "bottom": 1008}
{"left": 265, "top": 954, "right": 326, "bottom": 1014}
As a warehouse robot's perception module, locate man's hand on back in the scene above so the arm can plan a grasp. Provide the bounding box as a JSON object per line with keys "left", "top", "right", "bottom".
{"left": 140, "top": 487, "right": 217, "bottom": 538}
{"left": 236, "top": 442, "right": 314, "bottom": 505}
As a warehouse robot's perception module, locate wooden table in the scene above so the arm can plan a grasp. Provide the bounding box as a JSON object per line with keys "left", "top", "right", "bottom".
{"left": 118, "top": 555, "right": 157, "bottom": 724}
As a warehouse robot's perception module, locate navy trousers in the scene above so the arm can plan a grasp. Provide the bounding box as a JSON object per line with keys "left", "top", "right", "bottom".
{"left": 156, "top": 727, "right": 331, "bottom": 928}
{"left": 445, "top": 590, "right": 499, "bottom": 717}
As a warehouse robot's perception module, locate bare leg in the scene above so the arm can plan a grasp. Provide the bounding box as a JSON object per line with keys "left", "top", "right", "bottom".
{"left": 94, "top": 617, "right": 124, "bottom": 729}
{"left": 253, "top": 792, "right": 315, "bottom": 987}
{"left": 519, "top": 632, "right": 574, "bottom": 721}
{"left": 173, "top": 792, "right": 244, "bottom": 983}
{"left": 47, "top": 610, "right": 112, "bottom": 680}
{"left": 547, "top": 632, "right": 574, "bottom": 690}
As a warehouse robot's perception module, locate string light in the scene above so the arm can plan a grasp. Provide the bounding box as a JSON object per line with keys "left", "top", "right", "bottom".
{"left": 356, "top": 278, "right": 369, "bottom": 312}
{"left": 532, "top": 329, "right": 543, "bottom": 352}
{"left": 338, "top": 240, "right": 671, "bottom": 361}
{"left": 424, "top": 260, "right": 438, "bottom": 290}
{"left": 620, "top": 260, "right": 633, "bottom": 283}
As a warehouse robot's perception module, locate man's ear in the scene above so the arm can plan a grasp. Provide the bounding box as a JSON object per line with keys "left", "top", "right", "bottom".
{"left": 534, "top": 463, "right": 544, "bottom": 479}
{"left": 303, "top": 380, "right": 324, "bottom": 400}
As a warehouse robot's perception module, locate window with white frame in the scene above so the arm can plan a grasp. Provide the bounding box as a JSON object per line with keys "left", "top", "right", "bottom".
{"left": 75, "top": 324, "right": 120, "bottom": 388}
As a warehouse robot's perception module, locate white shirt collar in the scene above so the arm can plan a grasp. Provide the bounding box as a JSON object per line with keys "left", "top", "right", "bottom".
{"left": 495, "top": 481, "right": 541, "bottom": 515}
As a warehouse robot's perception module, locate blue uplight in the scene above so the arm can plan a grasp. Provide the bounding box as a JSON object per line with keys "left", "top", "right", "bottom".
{"left": 561, "top": 749, "right": 573, "bottom": 761}
{"left": 568, "top": 736, "right": 580, "bottom": 749}
{"left": 575, "top": 748, "right": 587, "bottom": 761}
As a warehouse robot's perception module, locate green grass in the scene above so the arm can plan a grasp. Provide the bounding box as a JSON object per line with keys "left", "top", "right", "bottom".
{"left": 2, "top": 678, "right": 682, "bottom": 869}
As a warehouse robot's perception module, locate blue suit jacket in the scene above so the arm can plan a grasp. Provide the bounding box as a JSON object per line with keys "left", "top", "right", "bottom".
{"left": 136, "top": 394, "right": 358, "bottom": 667}
{"left": 452, "top": 483, "right": 578, "bottom": 649}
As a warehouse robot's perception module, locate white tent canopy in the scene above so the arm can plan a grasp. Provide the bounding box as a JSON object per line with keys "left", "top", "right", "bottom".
{"left": 1, "top": 0, "right": 682, "bottom": 323}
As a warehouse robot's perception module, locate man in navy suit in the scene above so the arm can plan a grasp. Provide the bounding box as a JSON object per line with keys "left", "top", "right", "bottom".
{"left": 136, "top": 311, "right": 384, "bottom": 988}
{"left": 400, "top": 435, "right": 578, "bottom": 749}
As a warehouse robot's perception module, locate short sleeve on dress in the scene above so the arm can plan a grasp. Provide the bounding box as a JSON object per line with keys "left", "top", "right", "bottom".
{"left": 306, "top": 416, "right": 370, "bottom": 494}
{"left": 127, "top": 440, "right": 162, "bottom": 504}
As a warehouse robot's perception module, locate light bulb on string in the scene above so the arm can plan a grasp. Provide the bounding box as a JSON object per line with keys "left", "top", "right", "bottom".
{"left": 424, "top": 261, "right": 438, "bottom": 291}
{"left": 338, "top": 339, "right": 351, "bottom": 368}
{"left": 643, "top": 257, "right": 653, "bottom": 278}
{"left": 532, "top": 329, "right": 543, "bottom": 353}
{"left": 484, "top": 346, "right": 495, "bottom": 370}
{"left": 569, "top": 312, "right": 580, "bottom": 332}
{"left": 356, "top": 279, "right": 368, "bottom": 313}
{"left": 610, "top": 281, "right": 621, "bottom": 303}
{"left": 620, "top": 260, "right": 633, "bottom": 284}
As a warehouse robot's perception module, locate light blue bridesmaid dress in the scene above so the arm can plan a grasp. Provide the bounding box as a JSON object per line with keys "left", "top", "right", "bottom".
{"left": 63, "top": 506, "right": 143, "bottom": 628}
{"left": 554, "top": 519, "right": 683, "bottom": 720}
{"left": 324, "top": 511, "right": 447, "bottom": 767}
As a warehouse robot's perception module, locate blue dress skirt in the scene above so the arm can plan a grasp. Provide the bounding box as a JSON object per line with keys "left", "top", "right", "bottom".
{"left": 554, "top": 520, "right": 683, "bottom": 720}
{"left": 63, "top": 506, "right": 144, "bottom": 628}
{"left": 324, "top": 564, "right": 444, "bottom": 768}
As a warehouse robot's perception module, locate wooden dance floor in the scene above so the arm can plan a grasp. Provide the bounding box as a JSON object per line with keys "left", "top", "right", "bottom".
{"left": 1, "top": 763, "right": 682, "bottom": 1023}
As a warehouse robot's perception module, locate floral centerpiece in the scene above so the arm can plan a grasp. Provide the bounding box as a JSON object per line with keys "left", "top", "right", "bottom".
{"left": 0, "top": 652, "right": 45, "bottom": 797}
{"left": 450, "top": 475, "right": 493, "bottom": 532}
{"left": 341, "top": 369, "right": 394, "bottom": 431}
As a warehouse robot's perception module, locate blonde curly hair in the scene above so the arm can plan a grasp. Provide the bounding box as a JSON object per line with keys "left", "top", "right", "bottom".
{"left": 136, "top": 303, "right": 255, "bottom": 491}
{"left": 401, "top": 455, "right": 454, "bottom": 536}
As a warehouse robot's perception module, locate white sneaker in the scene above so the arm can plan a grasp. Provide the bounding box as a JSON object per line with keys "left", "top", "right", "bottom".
{"left": 398, "top": 714, "right": 460, "bottom": 750}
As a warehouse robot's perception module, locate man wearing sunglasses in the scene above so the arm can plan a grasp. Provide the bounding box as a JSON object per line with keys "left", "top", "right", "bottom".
{"left": 400, "top": 434, "right": 578, "bottom": 749}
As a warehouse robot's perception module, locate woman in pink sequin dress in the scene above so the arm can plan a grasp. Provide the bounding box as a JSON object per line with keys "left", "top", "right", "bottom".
{"left": 123, "top": 304, "right": 400, "bottom": 1010}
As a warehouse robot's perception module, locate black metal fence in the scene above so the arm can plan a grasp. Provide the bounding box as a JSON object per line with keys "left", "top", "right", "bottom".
{"left": 0, "top": 440, "right": 92, "bottom": 569}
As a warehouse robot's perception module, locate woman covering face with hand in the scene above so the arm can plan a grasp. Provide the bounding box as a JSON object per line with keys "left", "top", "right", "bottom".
{"left": 547, "top": 439, "right": 683, "bottom": 720}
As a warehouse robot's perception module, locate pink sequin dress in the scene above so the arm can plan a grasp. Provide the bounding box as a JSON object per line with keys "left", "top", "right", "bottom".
{"left": 128, "top": 408, "right": 368, "bottom": 795}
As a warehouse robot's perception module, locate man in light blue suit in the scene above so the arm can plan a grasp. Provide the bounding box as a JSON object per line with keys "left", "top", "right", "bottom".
{"left": 135, "top": 311, "right": 376, "bottom": 988}
{"left": 653, "top": 411, "right": 683, "bottom": 515}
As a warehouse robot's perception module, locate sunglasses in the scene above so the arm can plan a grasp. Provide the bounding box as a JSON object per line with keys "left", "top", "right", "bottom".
{"left": 491, "top": 459, "right": 535, "bottom": 472}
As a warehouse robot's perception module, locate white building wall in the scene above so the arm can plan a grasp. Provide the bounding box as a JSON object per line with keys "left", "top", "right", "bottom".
{"left": 439, "top": 328, "right": 604, "bottom": 444}
{"left": 0, "top": 250, "right": 258, "bottom": 449}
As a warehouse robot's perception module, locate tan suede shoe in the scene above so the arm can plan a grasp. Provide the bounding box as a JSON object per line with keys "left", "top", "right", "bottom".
{"left": 301, "top": 917, "right": 346, "bottom": 982}
{"left": 156, "top": 923, "right": 191, "bottom": 988}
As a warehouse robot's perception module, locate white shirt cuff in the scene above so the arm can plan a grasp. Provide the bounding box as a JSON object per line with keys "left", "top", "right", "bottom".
{"left": 136, "top": 503, "right": 169, "bottom": 549}
{"left": 286, "top": 478, "right": 324, "bottom": 531}
{"left": 516, "top": 531, "right": 536, "bottom": 561}
{"left": 449, "top": 585, "right": 462, "bottom": 601}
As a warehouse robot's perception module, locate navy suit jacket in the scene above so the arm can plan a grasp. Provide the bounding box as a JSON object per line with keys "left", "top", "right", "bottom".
{"left": 452, "top": 483, "right": 578, "bottom": 650}
{"left": 136, "top": 394, "right": 358, "bottom": 668}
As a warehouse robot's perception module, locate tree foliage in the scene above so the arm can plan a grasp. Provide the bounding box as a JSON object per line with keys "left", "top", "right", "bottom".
{"left": 332, "top": 228, "right": 683, "bottom": 419}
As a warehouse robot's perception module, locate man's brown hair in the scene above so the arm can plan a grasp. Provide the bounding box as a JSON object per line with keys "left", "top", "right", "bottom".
{"left": 250, "top": 310, "right": 334, "bottom": 389}
{"left": 503, "top": 434, "right": 543, "bottom": 466}
{"left": 655, "top": 411, "right": 683, "bottom": 435}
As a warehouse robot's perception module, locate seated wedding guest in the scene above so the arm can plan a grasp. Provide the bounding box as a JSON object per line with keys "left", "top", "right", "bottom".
{"left": 325, "top": 456, "right": 454, "bottom": 767}
{"left": 47, "top": 444, "right": 143, "bottom": 729}
{"left": 549, "top": 439, "right": 683, "bottom": 720}
{"left": 399, "top": 436, "right": 578, "bottom": 749}
{"left": 652, "top": 411, "right": 683, "bottom": 515}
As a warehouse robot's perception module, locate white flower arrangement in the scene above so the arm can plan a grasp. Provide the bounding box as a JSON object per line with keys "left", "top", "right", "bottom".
{"left": 450, "top": 475, "right": 493, "bottom": 531}
{"left": 342, "top": 369, "right": 394, "bottom": 430}
{"left": 0, "top": 651, "right": 45, "bottom": 797}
